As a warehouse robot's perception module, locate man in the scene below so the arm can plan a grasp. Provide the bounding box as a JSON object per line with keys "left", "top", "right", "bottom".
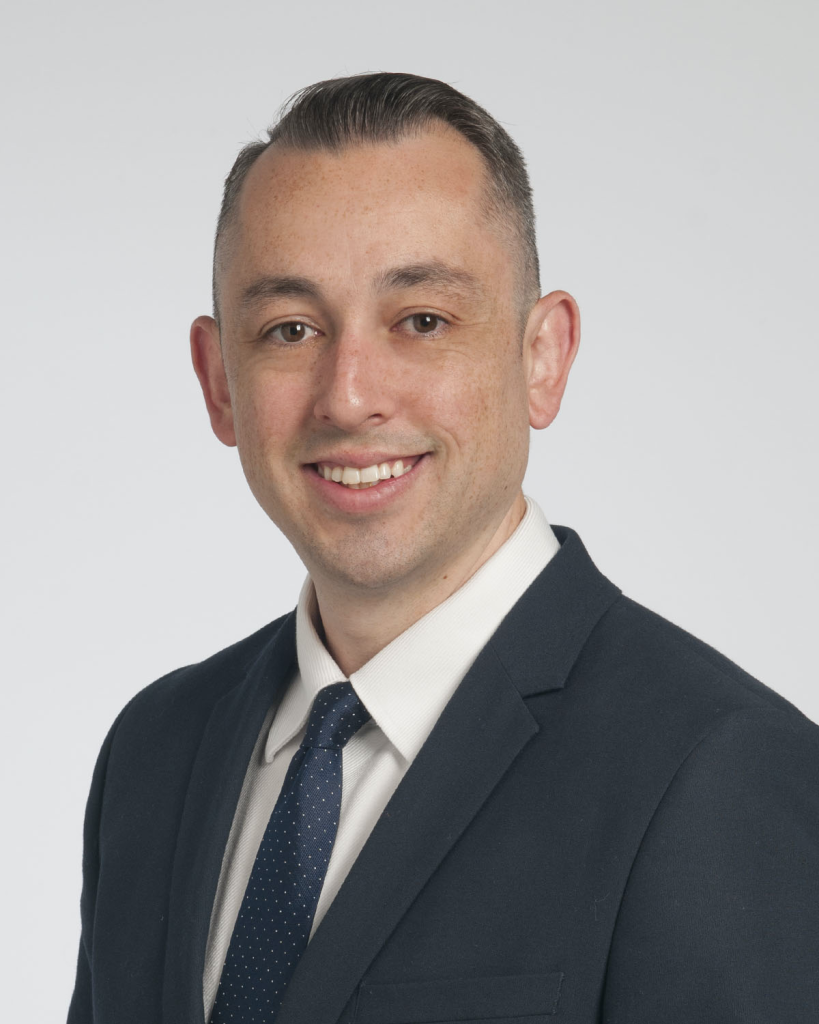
{"left": 68, "top": 73, "right": 819, "bottom": 1024}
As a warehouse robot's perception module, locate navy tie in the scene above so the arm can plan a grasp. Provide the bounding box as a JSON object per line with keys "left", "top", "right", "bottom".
{"left": 211, "top": 681, "right": 371, "bottom": 1023}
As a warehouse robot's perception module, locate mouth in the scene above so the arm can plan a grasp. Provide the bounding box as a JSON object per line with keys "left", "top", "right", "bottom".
{"left": 311, "top": 454, "right": 425, "bottom": 489}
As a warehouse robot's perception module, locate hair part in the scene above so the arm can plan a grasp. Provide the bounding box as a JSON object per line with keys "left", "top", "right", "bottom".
{"left": 212, "top": 72, "right": 541, "bottom": 326}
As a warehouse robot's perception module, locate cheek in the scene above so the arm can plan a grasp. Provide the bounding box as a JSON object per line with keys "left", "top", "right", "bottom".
{"left": 441, "top": 361, "right": 528, "bottom": 460}
{"left": 230, "top": 371, "right": 308, "bottom": 456}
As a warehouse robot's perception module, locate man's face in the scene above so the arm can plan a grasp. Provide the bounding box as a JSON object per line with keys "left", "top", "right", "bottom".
{"left": 200, "top": 127, "right": 550, "bottom": 593}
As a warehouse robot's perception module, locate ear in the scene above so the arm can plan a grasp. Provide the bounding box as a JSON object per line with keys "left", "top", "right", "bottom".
{"left": 523, "top": 290, "right": 580, "bottom": 430}
{"left": 190, "top": 315, "right": 237, "bottom": 447}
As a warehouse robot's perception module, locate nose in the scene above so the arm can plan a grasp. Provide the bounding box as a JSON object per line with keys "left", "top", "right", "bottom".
{"left": 312, "top": 329, "right": 397, "bottom": 432}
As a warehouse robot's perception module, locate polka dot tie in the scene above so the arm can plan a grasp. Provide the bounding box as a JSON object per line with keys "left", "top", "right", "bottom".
{"left": 211, "top": 681, "right": 371, "bottom": 1023}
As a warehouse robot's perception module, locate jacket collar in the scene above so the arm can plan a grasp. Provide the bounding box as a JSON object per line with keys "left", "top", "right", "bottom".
{"left": 491, "top": 525, "right": 621, "bottom": 697}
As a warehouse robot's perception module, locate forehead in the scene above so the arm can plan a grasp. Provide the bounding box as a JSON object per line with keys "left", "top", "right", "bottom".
{"left": 242, "top": 124, "right": 492, "bottom": 222}
{"left": 221, "top": 127, "right": 513, "bottom": 304}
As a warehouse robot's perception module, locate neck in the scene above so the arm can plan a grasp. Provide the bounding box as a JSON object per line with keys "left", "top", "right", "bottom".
{"left": 310, "top": 492, "right": 527, "bottom": 676}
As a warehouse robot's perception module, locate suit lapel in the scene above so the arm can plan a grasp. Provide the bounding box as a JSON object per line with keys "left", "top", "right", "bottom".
{"left": 162, "top": 613, "right": 297, "bottom": 1024}
{"left": 275, "top": 641, "right": 538, "bottom": 1024}
{"left": 275, "top": 527, "right": 621, "bottom": 1024}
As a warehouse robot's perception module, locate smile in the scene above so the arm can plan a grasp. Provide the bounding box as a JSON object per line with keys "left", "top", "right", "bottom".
{"left": 313, "top": 455, "right": 423, "bottom": 489}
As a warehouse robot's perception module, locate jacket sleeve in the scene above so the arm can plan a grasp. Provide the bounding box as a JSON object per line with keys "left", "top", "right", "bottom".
{"left": 66, "top": 706, "right": 130, "bottom": 1024}
{"left": 602, "top": 706, "right": 819, "bottom": 1023}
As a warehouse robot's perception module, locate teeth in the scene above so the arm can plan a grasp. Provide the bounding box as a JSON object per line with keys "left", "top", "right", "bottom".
{"left": 317, "top": 458, "right": 417, "bottom": 488}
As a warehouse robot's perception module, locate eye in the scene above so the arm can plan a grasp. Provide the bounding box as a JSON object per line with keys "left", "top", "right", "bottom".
{"left": 400, "top": 313, "right": 449, "bottom": 337}
{"left": 265, "top": 321, "right": 319, "bottom": 344}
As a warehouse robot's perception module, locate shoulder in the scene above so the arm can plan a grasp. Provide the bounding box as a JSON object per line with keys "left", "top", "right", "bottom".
{"left": 598, "top": 610, "right": 819, "bottom": 1019}
{"left": 583, "top": 592, "right": 810, "bottom": 720}
{"left": 77, "top": 612, "right": 296, "bottom": 881}
{"left": 577, "top": 593, "right": 819, "bottom": 869}
{"left": 557, "top": 591, "right": 819, "bottom": 807}
{"left": 107, "top": 613, "right": 293, "bottom": 749}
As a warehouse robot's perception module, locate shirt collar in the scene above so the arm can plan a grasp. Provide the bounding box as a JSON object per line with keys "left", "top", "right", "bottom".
{"left": 266, "top": 496, "right": 560, "bottom": 764}
{"left": 264, "top": 582, "right": 344, "bottom": 762}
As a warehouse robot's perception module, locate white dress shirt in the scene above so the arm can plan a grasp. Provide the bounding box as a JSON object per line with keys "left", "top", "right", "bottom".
{"left": 203, "top": 496, "right": 561, "bottom": 1019}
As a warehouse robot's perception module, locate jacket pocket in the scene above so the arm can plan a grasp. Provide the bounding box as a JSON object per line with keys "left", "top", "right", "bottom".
{"left": 353, "top": 971, "right": 564, "bottom": 1024}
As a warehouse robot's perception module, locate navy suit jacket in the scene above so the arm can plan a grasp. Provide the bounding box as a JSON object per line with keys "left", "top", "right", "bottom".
{"left": 68, "top": 526, "right": 819, "bottom": 1023}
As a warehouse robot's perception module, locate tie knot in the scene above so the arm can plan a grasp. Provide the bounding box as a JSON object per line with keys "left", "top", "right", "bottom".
{"left": 302, "top": 681, "right": 370, "bottom": 750}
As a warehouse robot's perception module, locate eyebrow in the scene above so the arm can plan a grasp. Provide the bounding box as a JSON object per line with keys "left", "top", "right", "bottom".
{"left": 238, "top": 260, "right": 482, "bottom": 317}
{"left": 238, "top": 275, "right": 322, "bottom": 315}
{"left": 373, "top": 260, "right": 482, "bottom": 297}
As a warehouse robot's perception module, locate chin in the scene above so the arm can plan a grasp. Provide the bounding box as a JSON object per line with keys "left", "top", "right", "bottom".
{"left": 323, "top": 552, "right": 418, "bottom": 592}
{"left": 302, "top": 532, "right": 432, "bottom": 593}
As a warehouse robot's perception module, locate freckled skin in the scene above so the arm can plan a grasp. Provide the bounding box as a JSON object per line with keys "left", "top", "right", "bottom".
{"left": 192, "top": 125, "right": 578, "bottom": 672}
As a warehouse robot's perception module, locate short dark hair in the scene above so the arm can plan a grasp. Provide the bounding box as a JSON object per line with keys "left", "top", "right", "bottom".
{"left": 212, "top": 72, "right": 540, "bottom": 322}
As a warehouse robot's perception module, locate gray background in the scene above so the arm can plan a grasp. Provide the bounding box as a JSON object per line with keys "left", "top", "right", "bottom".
{"left": 2, "top": 0, "right": 817, "bottom": 1015}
